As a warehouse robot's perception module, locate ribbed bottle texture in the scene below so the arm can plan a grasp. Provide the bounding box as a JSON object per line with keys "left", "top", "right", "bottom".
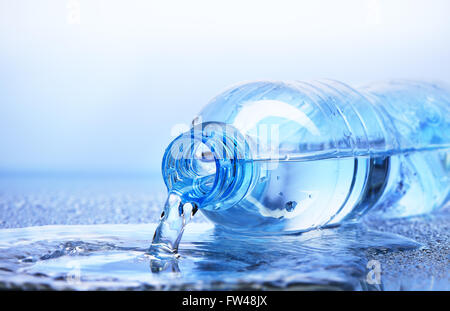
{"left": 162, "top": 80, "right": 450, "bottom": 233}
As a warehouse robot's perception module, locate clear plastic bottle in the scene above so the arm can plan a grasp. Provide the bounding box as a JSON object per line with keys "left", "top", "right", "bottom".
{"left": 161, "top": 80, "right": 450, "bottom": 234}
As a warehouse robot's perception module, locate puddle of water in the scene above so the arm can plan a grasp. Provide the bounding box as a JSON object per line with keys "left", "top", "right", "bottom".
{"left": 0, "top": 222, "right": 420, "bottom": 290}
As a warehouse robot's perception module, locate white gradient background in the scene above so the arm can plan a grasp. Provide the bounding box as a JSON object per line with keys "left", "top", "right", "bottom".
{"left": 1, "top": 0, "right": 449, "bottom": 175}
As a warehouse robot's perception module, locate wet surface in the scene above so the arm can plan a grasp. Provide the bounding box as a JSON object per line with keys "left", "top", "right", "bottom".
{"left": 0, "top": 223, "right": 422, "bottom": 290}
{"left": 0, "top": 176, "right": 448, "bottom": 290}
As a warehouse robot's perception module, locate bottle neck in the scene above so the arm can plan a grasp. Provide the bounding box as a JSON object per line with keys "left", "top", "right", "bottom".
{"left": 162, "top": 122, "right": 256, "bottom": 210}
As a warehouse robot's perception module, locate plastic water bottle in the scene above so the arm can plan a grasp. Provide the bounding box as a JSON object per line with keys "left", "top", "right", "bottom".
{"left": 160, "top": 80, "right": 450, "bottom": 235}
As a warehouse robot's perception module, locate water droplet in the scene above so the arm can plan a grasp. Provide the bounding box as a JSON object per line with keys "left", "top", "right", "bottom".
{"left": 191, "top": 204, "right": 199, "bottom": 216}
{"left": 285, "top": 201, "right": 297, "bottom": 212}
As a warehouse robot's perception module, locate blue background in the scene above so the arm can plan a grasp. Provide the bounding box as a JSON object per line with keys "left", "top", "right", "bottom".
{"left": 1, "top": 0, "right": 449, "bottom": 175}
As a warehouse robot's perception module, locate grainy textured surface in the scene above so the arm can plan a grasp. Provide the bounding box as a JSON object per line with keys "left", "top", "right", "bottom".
{"left": 364, "top": 208, "right": 450, "bottom": 290}
{"left": 0, "top": 176, "right": 169, "bottom": 228}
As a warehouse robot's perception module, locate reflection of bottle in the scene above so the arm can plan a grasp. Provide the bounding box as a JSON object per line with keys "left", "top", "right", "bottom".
{"left": 162, "top": 80, "right": 450, "bottom": 233}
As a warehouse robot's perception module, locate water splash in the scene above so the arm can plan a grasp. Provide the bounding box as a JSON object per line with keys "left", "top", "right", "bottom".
{"left": 148, "top": 193, "right": 197, "bottom": 273}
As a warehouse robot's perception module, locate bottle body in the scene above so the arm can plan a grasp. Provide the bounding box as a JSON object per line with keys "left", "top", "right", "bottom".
{"left": 163, "top": 80, "right": 450, "bottom": 233}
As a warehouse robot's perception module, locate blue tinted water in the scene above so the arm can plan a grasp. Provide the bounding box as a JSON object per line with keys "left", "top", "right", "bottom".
{"left": 0, "top": 222, "right": 421, "bottom": 290}
{"left": 200, "top": 149, "right": 449, "bottom": 232}
{"left": 150, "top": 148, "right": 449, "bottom": 270}
{"left": 0, "top": 176, "right": 448, "bottom": 290}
